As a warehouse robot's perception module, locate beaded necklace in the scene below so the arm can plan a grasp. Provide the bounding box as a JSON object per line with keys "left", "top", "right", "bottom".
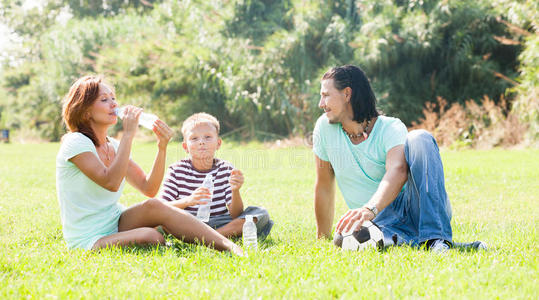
{"left": 343, "top": 119, "right": 371, "bottom": 140}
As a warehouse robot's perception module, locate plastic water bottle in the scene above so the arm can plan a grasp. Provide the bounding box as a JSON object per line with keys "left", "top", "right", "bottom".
{"left": 242, "top": 215, "right": 258, "bottom": 250}
{"left": 114, "top": 107, "right": 158, "bottom": 130}
{"left": 196, "top": 174, "right": 213, "bottom": 222}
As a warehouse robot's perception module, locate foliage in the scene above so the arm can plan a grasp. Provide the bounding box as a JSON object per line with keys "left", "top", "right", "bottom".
{"left": 0, "top": 0, "right": 537, "bottom": 144}
{"left": 511, "top": 34, "right": 539, "bottom": 145}
{"left": 225, "top": 0, "right": 294, "bottom": 44}
{"left": 65, "top": 0, "right": 160, "bottom": 18}
{"left": 353, "top": 0, "right": 521, "bottom": 123}
{"left": 0, "top": 12, "right": 160, "bottom": 140}
{"left": 486, "top": 0, "right": 539, "bottom": 144}
{"left": 412, "top": 96, "right": 528, "bottom": 148}
{"left": 0, "top": 0, "right": 63, "bottom": 38}
{"left": 0, "top": 143, "right": 538, "bottom": 297}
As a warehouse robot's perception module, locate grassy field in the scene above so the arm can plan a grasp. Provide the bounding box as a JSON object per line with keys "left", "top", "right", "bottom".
{"left": 0, "top": 141, "right": 537, "bottom": 299}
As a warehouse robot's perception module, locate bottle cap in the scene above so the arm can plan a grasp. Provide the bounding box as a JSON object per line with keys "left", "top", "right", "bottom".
{"left": 246, "top": 215, "right": 253, "bottom": 222}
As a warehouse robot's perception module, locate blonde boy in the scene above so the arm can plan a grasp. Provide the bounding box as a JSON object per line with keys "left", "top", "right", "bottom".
{"left": 160, "top": 113, "right": 273, "bottom": 238}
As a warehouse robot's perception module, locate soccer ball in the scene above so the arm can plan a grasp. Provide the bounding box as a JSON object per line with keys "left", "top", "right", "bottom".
{"left": 333, "top": 221, "right": 384, "bottom": 251}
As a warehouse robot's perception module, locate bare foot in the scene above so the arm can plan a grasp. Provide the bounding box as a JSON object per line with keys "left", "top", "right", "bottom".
{"left": 230, "top": 244, "right": 244, "bottom": 256}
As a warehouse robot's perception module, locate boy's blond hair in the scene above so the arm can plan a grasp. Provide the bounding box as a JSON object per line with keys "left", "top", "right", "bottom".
{"left": 181, "top": 112, "right": 220, "bottom": 139}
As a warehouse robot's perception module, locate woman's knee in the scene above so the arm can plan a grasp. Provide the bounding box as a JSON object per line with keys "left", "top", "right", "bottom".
{"left": 141, "top": 198, "right": 167, "bottom": 212}
{"left": 139, "top": 227, "right": 165, "bottom": 244}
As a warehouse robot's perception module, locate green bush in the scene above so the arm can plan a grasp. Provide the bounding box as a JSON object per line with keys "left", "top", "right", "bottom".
{"left": 353, "top": 0, "right": 521, "bottom": 124}
{"left": 0, "top": 0, "right": 535, "bottom": 143}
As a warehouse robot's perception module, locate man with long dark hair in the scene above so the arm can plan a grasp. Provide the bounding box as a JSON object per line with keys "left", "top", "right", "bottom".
{"left": 313, "top": 65, "right": 484, "bottom": 252}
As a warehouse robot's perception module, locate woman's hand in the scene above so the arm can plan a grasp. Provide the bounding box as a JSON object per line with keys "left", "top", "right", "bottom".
{"left": 153, "top": 119, "right": 174, "bottom": 150}
{"left": 120, "top": 106, "right": 142, "bottom": 136}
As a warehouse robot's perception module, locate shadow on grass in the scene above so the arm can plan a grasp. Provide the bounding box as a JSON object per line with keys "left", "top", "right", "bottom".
{"left": 378, "top": 241, "right": 489, "bottom": 254}
{"left": 89, "top": 232, "right": 280, "bottom": 257}
{"left": 228, "top": 234, "right": 278, "bottom": 250}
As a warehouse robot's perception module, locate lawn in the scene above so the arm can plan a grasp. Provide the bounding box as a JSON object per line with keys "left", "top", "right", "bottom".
{"left": 0, "top": 141, "right": 537, "bottom": 299}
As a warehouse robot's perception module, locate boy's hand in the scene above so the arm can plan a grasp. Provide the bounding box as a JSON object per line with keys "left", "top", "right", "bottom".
{"left": 229, "top": 169, "right": 244, "bottom": 191}
{"left": 186, "top": 187, "right": 212, "bottom": 206}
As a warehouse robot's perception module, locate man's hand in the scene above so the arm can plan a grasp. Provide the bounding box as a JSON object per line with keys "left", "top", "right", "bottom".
{"left": 335, "top": 207, "right": 375, "bottom": 234}
{"left": 334, "top": 145, "right": 406, "bottom": 235}
{"left": 229, "top": 169, "right": 244, "bottom": 191}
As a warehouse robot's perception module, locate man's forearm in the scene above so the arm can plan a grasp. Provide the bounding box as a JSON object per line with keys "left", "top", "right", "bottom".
{"left": 365, "top": 145, "right": 409, "bottom": 214}
{"left": 314, "top": 187, "right": 335, "bottom": 239}
{"left": 314, "top": 155, "right": 336, "bottom": 239}
{"left": 366, "top": 165, "right": 408, "bottom": 213}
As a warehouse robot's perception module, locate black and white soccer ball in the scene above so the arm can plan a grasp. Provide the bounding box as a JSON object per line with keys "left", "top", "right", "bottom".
{"left": 333, "top": 221, "right": 384, "bottom": 251}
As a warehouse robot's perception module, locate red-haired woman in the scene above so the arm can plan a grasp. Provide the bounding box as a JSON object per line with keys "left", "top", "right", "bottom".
{"left": 56, "top": 75, "right": 242, "bottom": 254}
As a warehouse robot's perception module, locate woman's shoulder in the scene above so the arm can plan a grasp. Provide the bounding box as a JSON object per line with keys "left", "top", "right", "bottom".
{"left": 60, "top": 132, "right": 95, "bottom": 148}
{"left": 58, "top": 132, "right": 95, "bottom": 160}
{"left": 61, "top": 131, "right": 84, "bottom": 141}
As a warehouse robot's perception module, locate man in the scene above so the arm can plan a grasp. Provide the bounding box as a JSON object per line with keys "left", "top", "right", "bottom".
{"left": 313, "top": 65, "right": 483, "bottom": 252}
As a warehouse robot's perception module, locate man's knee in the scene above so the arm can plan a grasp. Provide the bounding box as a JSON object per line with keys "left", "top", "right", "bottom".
{"left": 407, "top": 129, "right": 434, "bottom": 146}
{"left": 406, "top": 129, "right": 438, "bottom": 155}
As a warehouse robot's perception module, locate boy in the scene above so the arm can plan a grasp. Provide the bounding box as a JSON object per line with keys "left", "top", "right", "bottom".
{"left": 160, "top": 113, "right": 273, "bottom": 238}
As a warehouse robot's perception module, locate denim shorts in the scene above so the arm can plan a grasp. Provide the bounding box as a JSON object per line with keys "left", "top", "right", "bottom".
{"left": 206, "top": 206, "right": 273, "bottom": 238}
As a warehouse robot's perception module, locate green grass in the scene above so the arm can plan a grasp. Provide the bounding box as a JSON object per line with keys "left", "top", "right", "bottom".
{"left": 0, "top": 142, "right": 537, "bottom": 299}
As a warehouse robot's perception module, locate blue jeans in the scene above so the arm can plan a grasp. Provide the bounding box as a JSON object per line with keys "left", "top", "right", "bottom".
{"left": 374, "top": 130, "right": 453, "bottom": 246}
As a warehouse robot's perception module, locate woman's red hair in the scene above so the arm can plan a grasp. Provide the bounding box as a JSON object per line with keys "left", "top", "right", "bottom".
{"left": 62, "top": 75, "right": 108, "bottom": 146}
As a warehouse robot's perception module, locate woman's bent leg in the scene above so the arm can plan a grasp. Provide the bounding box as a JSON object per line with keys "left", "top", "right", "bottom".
{"left": 92, "top": 227, "right": 165, "bottom": 250}
{"left": 118, "top": 199, "right": 242, "bottom": 254}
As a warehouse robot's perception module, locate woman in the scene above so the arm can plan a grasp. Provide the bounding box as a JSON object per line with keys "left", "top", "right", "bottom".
{"left": 56, "top": 75, "right": 242, "bottom": 254}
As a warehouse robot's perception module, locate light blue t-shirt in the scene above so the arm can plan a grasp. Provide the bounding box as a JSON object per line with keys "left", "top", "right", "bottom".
{"left": 313, "top": 114, "right": 408, "bottom": 209}
{"left": 56, "top": 132, "right": 125, "bottom": 250}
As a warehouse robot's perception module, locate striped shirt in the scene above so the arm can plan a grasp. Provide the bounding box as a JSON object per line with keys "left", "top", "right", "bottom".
{"left": 160, "top": 158, "right": 233, "bottom": 217}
